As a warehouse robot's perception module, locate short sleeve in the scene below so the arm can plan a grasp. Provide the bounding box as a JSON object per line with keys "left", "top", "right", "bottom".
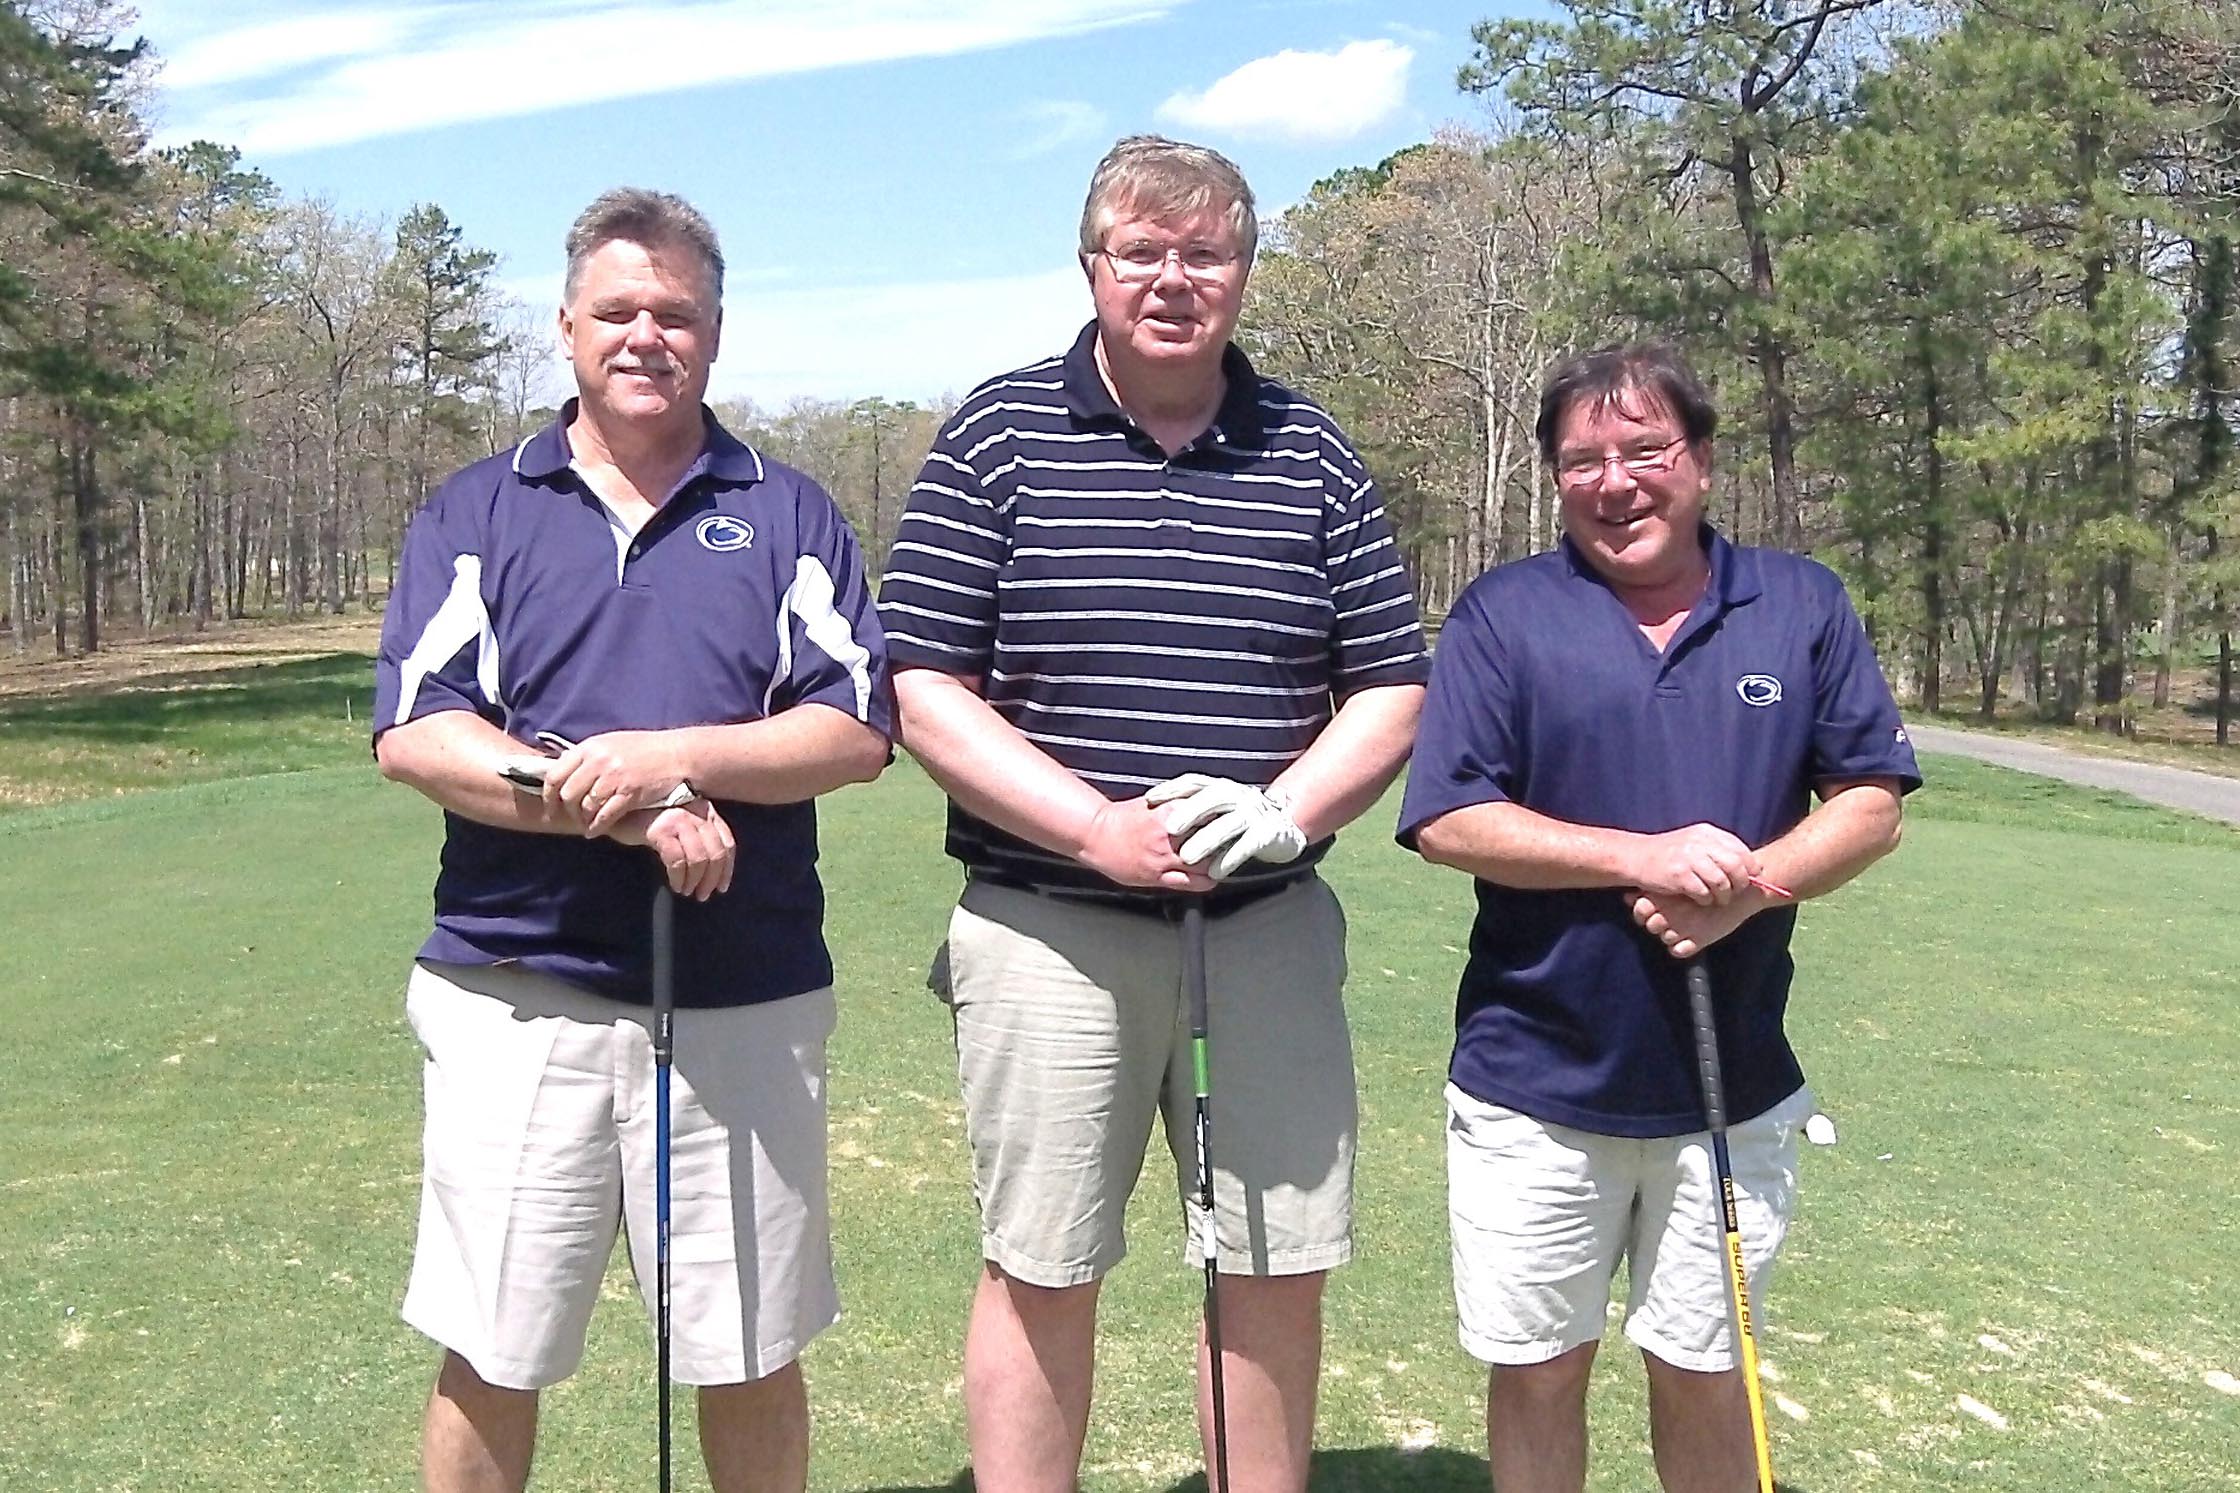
{"left": 1807, "top": 567, "right": 1922, "bottom": 791}
{"left": 876, "top": 415, "right": 1006, "bottom": 676}
{"left": 373, "top": 479, "right": 498, "bottom": 742}
{"left": 771, "top": 480, "right": 896, "bottom": 740}
{"left": 1321, "top": 446, "right": 1430, "bottom": 692}
{"left": 1396, "top": 579, "right": 1519, "bottom": 848}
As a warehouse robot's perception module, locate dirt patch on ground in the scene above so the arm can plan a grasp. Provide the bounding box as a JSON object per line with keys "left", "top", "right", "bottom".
{"left": 0, "top": 614, "right": 384, "bottom": 701}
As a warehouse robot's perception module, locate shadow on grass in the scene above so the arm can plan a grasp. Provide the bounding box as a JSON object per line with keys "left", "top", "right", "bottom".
{"left": 0, "top": 653, "right": 374, "bottom": 742}
{"left": 854, "top": 1449, "right": 1812, "bottom": 1492}
{"left": 856, "top": 1471, "right": 974, "bottom": 1493}
{"left": 852, "top": 1448, "right": 1499, "bottom": 1493}
{"left": 1168, "top": 1447, "right": 1491, "bottom": 1491}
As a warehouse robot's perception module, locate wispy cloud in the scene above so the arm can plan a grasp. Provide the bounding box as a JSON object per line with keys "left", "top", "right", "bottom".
{"left": 1006, "top": 100, "right": 1110, "bottom": 160}
{"left": 147, "top": 0, "right": 1175, "bottom": 156}
{"left": 159, "top": 6, "right": 429, "bottom": 90}
{"left": 1157, "top": 39, "right": 1413, "bottom": 144}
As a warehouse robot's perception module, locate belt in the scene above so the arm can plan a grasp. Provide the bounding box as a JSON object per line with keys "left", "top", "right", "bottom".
{"left": 967, "top": 871, "right": 1304, "bottom": 920}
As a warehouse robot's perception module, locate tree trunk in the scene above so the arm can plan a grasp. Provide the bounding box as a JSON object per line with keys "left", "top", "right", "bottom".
{"left": 2220, "top": 623, "right": 2232, "bottom": 749}
{"left": 1917, "top": 324, "right": 1945, "bottom": 714}
{"left": 2152, "top": 524, "right": 2182, "bottom": 710}
{"left": 2092, "top": 558, "right": 2129, "bottom": 734}
{"left": 1730, "top": 130, "right": 1799, "bottom": 550}
{"left": 5, "top": 515, "right": 25, "bottom": 657}
{"left": 71, "top": 426, "right": 100, "bottom": 655}
{"left": 2052, "top": 573, "right": 2085, "bottom": 725}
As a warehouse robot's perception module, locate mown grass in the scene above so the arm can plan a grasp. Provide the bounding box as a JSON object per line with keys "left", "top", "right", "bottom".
{"left": 0, "top": 653, "right": 372, "bottom": 809}
{"left": 0, "top": 655, "right": 2234, "bottom": 1490}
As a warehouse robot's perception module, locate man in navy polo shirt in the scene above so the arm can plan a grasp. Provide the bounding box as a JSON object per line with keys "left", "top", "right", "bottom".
{"left": 373, "top": 188, "right": 890, "bottom": 1493}
{"left": 1398, "top": 344, "right": 1917, "bottom": 1493}
{"left": 879, "top": 136, "right": 1427, "bottom": 1493}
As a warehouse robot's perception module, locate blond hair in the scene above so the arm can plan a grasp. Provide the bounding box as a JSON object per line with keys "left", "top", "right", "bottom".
{"left": 1077, "top": 135, "right": 1257, "bottom": 261}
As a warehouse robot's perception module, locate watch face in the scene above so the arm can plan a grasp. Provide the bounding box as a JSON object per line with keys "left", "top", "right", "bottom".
{"left": 497, "top": 759, "right": 552, "bottom": 790}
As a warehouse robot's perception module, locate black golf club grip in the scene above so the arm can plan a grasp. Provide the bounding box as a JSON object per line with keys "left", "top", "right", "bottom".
{"left": 1685, "top": 961, "right": 1729, "bottom": 1132}
{"left": 1182, "top": 903, "right": 1208, "bottom": 1037}
{"left": 651, "top": 886, "right": 676, "bottom": 1059}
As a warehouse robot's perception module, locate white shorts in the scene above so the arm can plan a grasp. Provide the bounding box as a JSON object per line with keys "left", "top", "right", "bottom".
{"left": 400, "top": 960, "right": 839, "bottom": 1390}
{"left": 1446, "top": 1082, "right": 1809, "bottom": 1372}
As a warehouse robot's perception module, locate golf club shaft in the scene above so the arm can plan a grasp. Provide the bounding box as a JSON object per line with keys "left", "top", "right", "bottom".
{"left": 1183, "top": 903, "right": 1230, "bottom": 1493}
{"left": 1686, "top": 961, "right": 1775, "bottom": 1493}
{"left": 652, "top": 886, "right": 676, "bottom": 1493}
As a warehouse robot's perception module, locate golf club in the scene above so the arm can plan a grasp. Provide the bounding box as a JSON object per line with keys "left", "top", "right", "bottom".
{"left": 1182, "top": 902, "right": 1231, "bottom": 1493}
{"left": 1685, "top": 959, "right": 1776, "bottom": 1493}
{"left": 651, "top": 885, "right": 677, "bottom": 1493}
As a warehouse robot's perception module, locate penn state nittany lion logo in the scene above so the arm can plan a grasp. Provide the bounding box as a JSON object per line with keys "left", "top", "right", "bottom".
{"left": 1735, "top": 673, "right": 1783, "bottom": 707}
{"left": 696, "top": 515, "right": 754, "bottom": 553}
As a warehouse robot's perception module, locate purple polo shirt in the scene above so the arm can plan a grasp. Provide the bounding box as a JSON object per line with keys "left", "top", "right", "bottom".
{"left": 373, "top": 403, "right": 893, "bottom": 1008}
{"left": 1397, "top": 529, "right": 1920, "bottom": 1136}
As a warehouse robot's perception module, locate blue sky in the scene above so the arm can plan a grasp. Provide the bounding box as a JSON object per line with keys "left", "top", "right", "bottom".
{"left": 131, "top": 0, "right": 1541, "bottom": 408}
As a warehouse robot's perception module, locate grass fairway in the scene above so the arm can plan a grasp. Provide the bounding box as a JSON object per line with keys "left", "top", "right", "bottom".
{"left": 2, "top": 670, "right": 2237, "bottom": 1490}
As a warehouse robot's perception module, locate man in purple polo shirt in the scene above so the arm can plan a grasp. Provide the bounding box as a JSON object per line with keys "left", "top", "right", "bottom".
{"left": 1398, "top": 344, "right": 1917, "bottom": 1492}
{"left": 373, "top": 188, "right": 891, "bottom": 1493}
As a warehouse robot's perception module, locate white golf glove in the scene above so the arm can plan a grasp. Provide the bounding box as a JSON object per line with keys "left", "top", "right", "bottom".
{"left": 1145, "top": 774, "right": 1308, "bottom": 880}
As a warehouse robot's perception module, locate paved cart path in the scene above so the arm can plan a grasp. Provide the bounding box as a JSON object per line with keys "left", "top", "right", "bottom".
{"left": 1907, "top": 722, "right": 2240, "bottom": 827}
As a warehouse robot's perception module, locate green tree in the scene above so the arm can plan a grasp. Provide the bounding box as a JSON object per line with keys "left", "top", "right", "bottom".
{"left": 1462, "top": 0, "right": 1895, "bottom": 549}
{"left": 387, "top": 203, "right": 498, "bottom": 581}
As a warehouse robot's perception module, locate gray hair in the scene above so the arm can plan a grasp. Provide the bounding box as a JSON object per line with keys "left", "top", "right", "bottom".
{"left": 563, "top": 187, "right": 725, "bottom": 305}
{"left": 1077, "top": 135, "right": 1257, "bottom": 262}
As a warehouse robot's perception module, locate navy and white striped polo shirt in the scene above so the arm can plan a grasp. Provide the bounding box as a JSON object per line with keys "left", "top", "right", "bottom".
{"left": 373, "top": 403, "right": 893, "bottom": 1008}
{"left": 878, "top": 322, "right": 1429, "bottom": 897}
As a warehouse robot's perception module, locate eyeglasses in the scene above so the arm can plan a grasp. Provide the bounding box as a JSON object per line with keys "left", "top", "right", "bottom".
{"left": 1095, "top": 241, "right": 1242, "bottom": 284}
{"left": 1554, "top": 434, "right": 1693, "bottom": 487}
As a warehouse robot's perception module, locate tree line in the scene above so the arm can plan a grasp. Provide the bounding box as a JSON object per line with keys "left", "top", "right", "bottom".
{"left": 4, "top": 0, "right": 2237, "bottom": 739}
{"left": 1245, "top": 0, "right": 2240, "bottom": 739}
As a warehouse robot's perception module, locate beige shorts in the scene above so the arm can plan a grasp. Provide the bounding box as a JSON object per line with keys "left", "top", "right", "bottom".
{"left": 939, "top": 876, "right": 1356, "bottom": 1287}
{"left": 400, "top": 960, "right": 838, "bottom": 1390}
{"left": 1446, "top": 1082, "right": 1810, "bottom": 1372}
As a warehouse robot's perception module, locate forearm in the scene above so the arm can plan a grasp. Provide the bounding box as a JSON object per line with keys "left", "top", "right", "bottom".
{"left": 892, "top": 667, "right": 1111, "bottom": 859}
{"left": 1413, "top": 799, "right": 1656, "bottom": 889}
{"left": 374, "top": 710, "right": 590, "bottom": 834}
{"left": 1270, "top": 683, "right": 1423, "bottom": 841}
{"left": 671, "top": 706, "right": 889, "bottom": 804}
{"left": 1754, "top": 779, "right": 1905, "bottom": 901}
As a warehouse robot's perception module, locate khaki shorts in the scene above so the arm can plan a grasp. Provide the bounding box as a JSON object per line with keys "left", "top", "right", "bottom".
{"left": 400, "top": 960, "right": 838, "bottom": 1390}
{"left": 939, "top": 876, "right": 1356, "bottom": 1287}
{"left": 1446, "top": 1082, "right": 1810, "bottom": 1372}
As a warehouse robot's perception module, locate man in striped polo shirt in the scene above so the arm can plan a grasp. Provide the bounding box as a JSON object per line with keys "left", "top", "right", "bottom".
{"left": 878, "top": 136, "right": 1429, "bottom": 1492}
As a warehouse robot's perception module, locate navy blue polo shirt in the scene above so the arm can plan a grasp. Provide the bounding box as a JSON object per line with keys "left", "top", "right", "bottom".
{"left": 372, "top": 403, "right": 893, "bottom": 1008}
{"left": 878, "top": 323, "right": 1429, "bottom": 900}
{"left": 1397, "top": 529, "right": 1919, "bottom": 1136}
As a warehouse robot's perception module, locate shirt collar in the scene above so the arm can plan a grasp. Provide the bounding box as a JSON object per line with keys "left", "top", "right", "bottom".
{"left": 509, "top": 399, "right": 767, "bottom": 489}
{"left": 1556, "top": 522, "right": 1763, "bottom": 612}
{"left": 1055, "top": 321, "right": 1266, "bottom": 447}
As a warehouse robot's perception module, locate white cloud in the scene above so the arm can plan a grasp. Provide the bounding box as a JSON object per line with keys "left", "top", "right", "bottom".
{"left": 714, "top": 265, "right": 1089, "bottom": 406}
{"left": 148, "top": 0, "right": 1175, "bottom": 155}
{"left": 159, "top": 7, "right": 427, "bottom": 90}
{"left": 1007, "top": 100, "right": 1109, "bottom": 160}
{"left": 1156, "top": 39, "right": 1412, "bottom": 144}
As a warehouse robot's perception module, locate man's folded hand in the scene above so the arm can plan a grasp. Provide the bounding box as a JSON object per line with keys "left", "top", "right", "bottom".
{"left": 1145, "top": 773, "right": 1308, "bottom": 880}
